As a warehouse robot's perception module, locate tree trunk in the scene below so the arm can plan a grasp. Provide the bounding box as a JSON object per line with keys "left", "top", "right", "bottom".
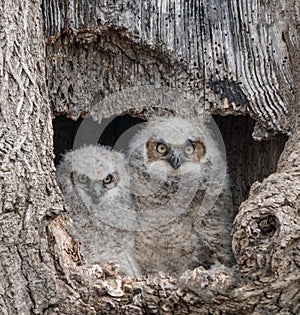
{"left": 0, "top": 1, "right": 62, "bottom": 313}
{"left": 0, "top": 0, "right": 299, "bottom": 314}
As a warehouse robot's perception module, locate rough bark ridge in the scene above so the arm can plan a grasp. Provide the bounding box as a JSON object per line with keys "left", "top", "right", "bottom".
{"left": 0, "top": 1, "right": 63, "bottom": 313}
{"left": 0, "top": 0, "right": 299, "bottom": 314}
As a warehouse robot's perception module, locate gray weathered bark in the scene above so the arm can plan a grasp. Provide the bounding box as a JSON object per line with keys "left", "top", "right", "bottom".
{"left": 0, "top": 0, "right": 299, "bottom": 314}
{"left": 0, "top": 1, "right": 61, "bottom": 313}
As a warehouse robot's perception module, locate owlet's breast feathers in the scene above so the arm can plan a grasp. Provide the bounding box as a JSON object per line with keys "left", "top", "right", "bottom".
{"left": 128, "top": 115, "right": 234, "bottom": 276}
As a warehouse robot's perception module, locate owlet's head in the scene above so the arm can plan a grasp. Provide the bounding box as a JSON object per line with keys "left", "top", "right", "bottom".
{"left": 56, "top": 145, "right": 130, "bottom": 205}
{"left": 128, "top": 115, "right": 223, "bottom": 184}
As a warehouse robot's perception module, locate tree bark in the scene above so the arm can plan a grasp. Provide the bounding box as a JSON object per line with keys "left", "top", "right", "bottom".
{"left": 0, "top": 0, "right": 62, "bottom": 313}
{"left": 0, "top": 0, "right": 299, "bottom": 314}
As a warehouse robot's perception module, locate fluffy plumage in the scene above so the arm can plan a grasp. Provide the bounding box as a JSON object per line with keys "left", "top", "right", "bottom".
{"left": 128, "top": 116, "right": 234, "bottom": 276}
{"left": 56, "top": 145, "right": 140, "bottom": 277}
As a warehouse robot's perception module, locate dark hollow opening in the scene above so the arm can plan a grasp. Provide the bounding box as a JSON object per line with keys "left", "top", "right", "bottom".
{"left": 53, "top": 114, "right": 288, "bottom": 212}
{"left": 213, "top": 116, "right": 288, "bottom": 212}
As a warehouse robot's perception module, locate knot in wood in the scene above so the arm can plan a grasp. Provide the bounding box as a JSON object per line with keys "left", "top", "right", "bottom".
{"left": 257, "top": 215, "right": 279, "bottom": 238}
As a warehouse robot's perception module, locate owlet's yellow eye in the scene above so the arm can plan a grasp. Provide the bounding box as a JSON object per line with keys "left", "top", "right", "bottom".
{"left": 78, "top": 174, "right": 88, "bottom": 183}
{"left": 103, "top": 174, "right": 114, "bottom": 185}
{"left": 184, "top": 144, "right": 195, "bottom": 155}
{"left": 156, "top": 143, "right": 168, "bottom": 155}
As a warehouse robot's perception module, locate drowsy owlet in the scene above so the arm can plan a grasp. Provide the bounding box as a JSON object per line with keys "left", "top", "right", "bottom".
{"left": 56, "top": 145, "right": 140, "bottom": 277}
{"left": 128, "top": 115, "right": 234, "bottom": 276}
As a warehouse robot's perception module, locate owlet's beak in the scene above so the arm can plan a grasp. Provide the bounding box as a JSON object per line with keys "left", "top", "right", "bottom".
{"left": 169, "top": 152, "right": 181, "bottom": 170}
{"left": 91, "top": 182, "right": 103, "bottom": 203}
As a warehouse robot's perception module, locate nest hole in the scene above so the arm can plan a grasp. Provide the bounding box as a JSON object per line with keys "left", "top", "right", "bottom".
{"left": 53, "top": 113, "right": 288, "bottom": 213}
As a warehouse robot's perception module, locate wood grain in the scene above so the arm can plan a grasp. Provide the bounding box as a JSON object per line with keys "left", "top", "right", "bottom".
{"left": 43, "top": 0, "right": 297, "bottom": 135}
